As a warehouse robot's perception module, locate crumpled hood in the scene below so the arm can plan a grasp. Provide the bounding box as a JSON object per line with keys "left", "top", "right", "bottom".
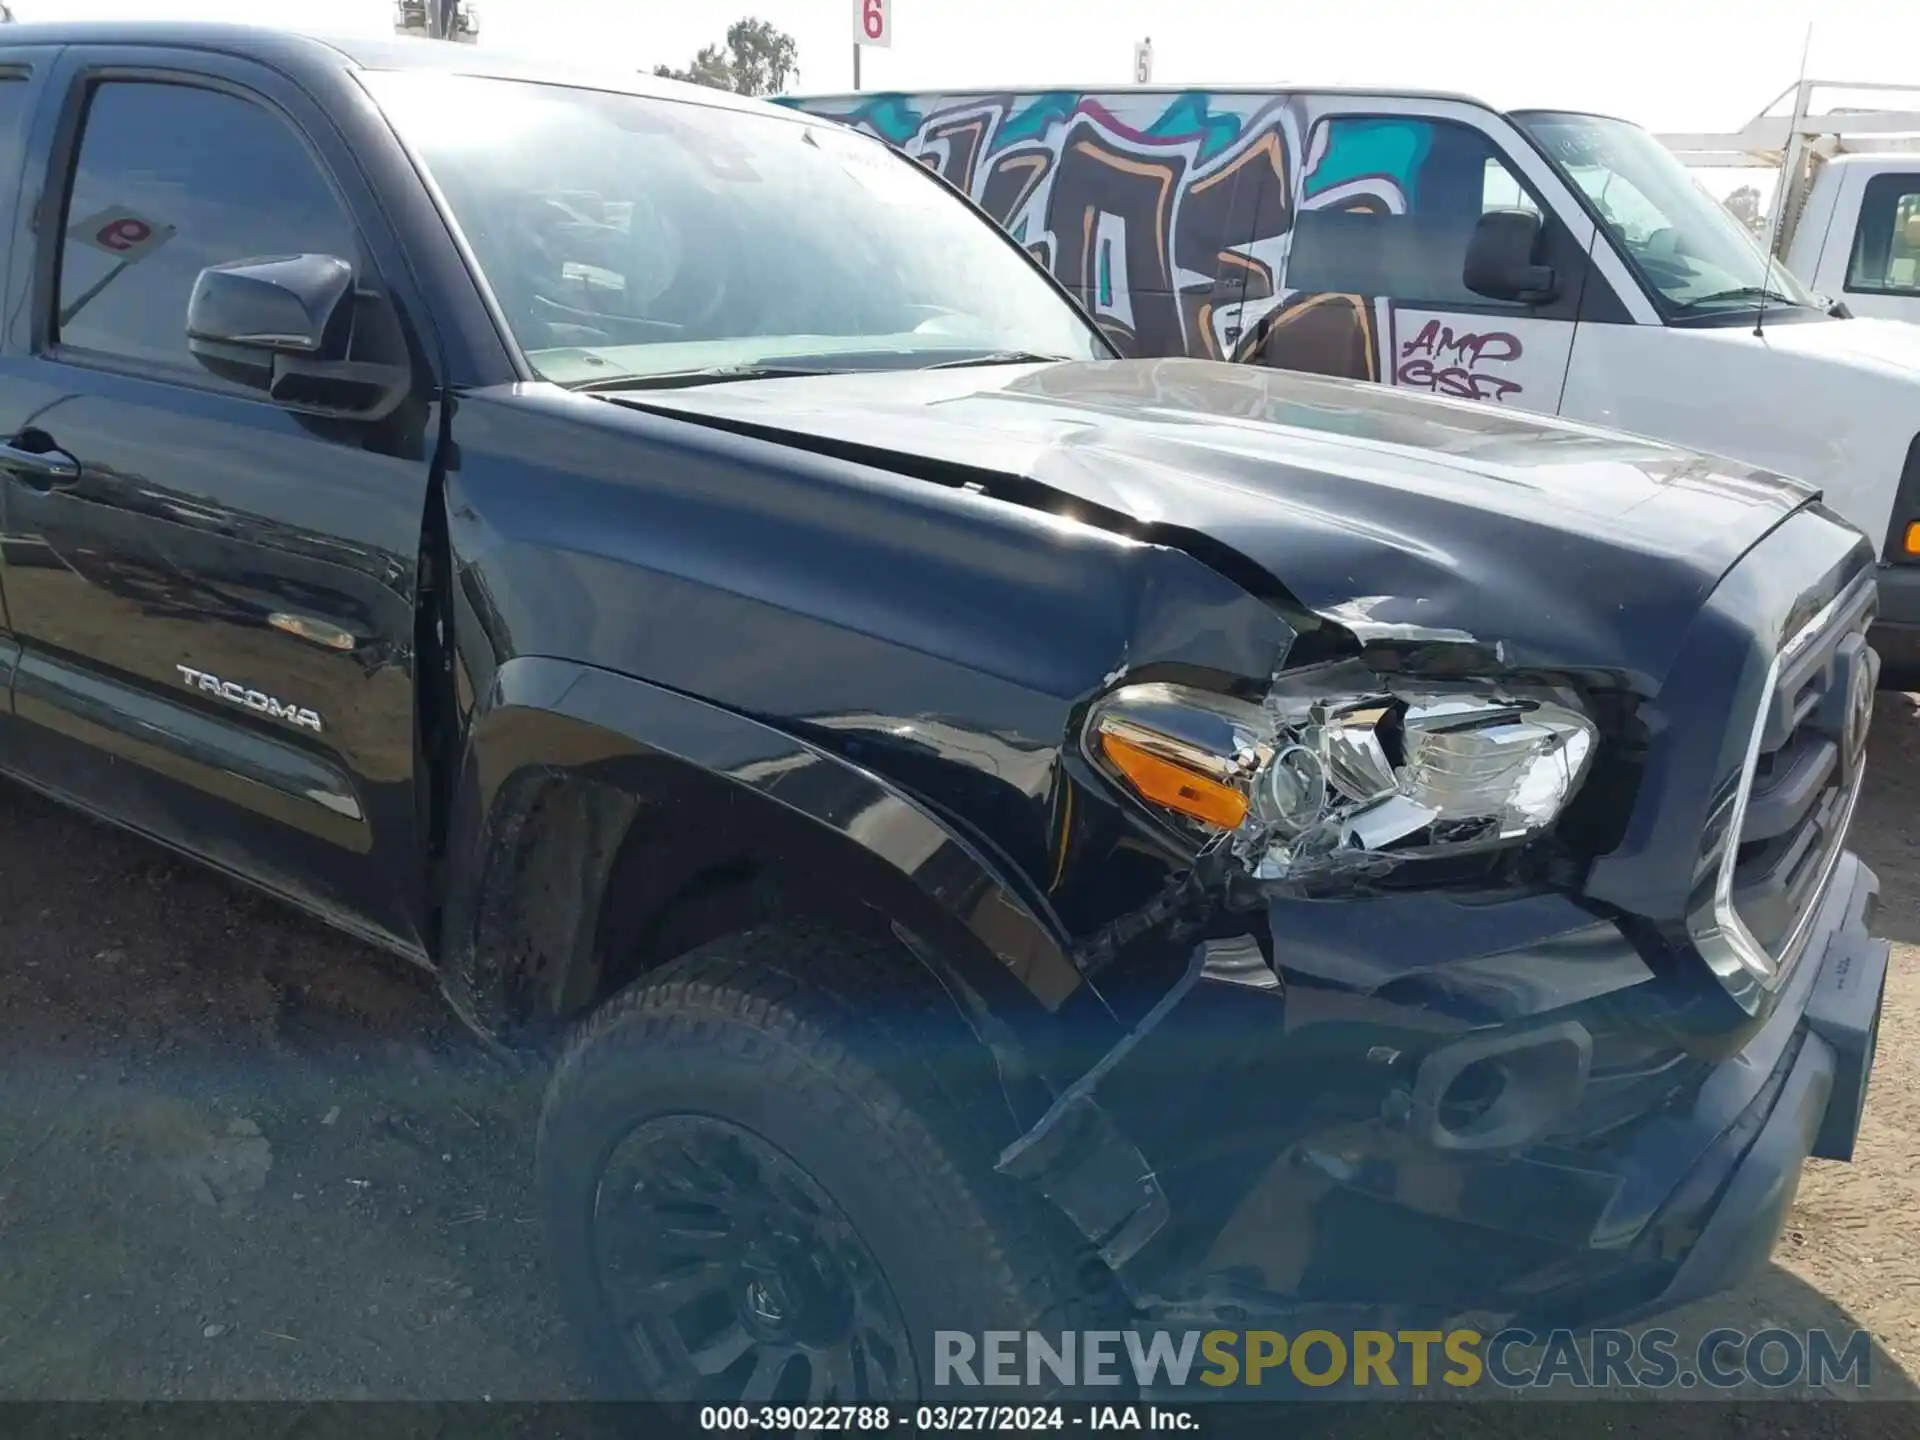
{"left": 630, "top": 358, "right": 1818, "bottom": 682}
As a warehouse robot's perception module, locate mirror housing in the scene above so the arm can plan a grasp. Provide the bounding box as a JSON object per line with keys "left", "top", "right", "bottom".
{"left": 188, "top": 253, "right": 353, "bottom": 356}
{"left": 186, "top": 254, "right": 409, "bottom": 421}
{"left": 1463, "top": 210, "right": 1558, "bottom": 305}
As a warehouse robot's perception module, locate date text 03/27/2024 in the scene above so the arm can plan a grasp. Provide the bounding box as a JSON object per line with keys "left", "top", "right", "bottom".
{"left": 697, "top": 1405, "right": 1197, "bottom": 1432}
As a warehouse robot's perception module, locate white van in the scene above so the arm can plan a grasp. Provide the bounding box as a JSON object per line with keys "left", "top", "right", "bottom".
{"left": 1659, "top": 81, "right": 1920, "bottom": 327}
{"left": 784, "top": 85, "right": 1920, "bottom": 678}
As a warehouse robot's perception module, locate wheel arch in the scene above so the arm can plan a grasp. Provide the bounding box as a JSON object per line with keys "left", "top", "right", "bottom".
{"left": 437, "top": 656, "right": 1096, "bottom": 1106}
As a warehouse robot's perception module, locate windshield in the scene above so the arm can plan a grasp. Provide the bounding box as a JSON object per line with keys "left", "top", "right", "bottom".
{"left": 361, "top": 73, "right": 1108, "bottom": 386}
{"left": 1517, "top": 111, "right": 1820, "bottom": 315}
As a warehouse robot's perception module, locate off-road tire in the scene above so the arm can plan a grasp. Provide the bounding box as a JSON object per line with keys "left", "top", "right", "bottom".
{"left": 537, "top": 923, "right": 1125, "bottom": 1400}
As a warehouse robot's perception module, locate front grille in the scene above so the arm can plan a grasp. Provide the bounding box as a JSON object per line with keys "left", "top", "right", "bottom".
{"left": 1697, "top": 571, "right": 1877, "bottom": 988}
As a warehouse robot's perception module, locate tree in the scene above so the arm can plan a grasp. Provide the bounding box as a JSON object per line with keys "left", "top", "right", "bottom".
{"left": 653, "top": 18, "right": 799, "bottom": 97}
{"left": 1723, "top": 185, "right": 1765, "bottom": 234}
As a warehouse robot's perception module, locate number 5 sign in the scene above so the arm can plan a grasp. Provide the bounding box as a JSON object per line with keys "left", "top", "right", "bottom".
{"left": 854, "top": 0, "right": 891, "bottom": 48}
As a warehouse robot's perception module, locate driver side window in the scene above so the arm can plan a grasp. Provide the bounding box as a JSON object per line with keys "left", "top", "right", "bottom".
{"left": 1288, "top": 117, "right": 1542, "bottom": 309}
{"left": 56, "top": 80, "right": 360, "bottom": 374}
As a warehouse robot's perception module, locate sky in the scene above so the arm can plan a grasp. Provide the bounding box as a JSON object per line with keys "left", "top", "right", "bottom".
{"left": 23, "top": 0, "right": 1920, "bottom": 200}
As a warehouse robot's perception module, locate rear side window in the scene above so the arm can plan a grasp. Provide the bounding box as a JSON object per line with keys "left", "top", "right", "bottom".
{"left": 55, "top": 80, "right": 359, "bottom": 370}
{"left": 1846, "top": 173, "right": 1920, "bottom": 297}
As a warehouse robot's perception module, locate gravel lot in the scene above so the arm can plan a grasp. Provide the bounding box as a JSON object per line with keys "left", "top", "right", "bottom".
{"left": 1, "top": 699, "right": 1918, "bottom": 1415}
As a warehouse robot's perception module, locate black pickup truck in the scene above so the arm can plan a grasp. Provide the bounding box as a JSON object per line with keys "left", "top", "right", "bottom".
{"left": 0, "top": 21, "right": 1890, "bottom": 1402}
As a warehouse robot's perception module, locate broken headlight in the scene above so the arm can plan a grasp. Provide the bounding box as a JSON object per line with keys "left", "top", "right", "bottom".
{"left": 1086, "top": 659, "right": 1596, "bottom": 884}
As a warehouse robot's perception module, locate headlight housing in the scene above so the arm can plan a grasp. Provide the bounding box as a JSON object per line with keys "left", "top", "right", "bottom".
{"left": 1086, "top": 659, "right": 1597, "bottom": 885}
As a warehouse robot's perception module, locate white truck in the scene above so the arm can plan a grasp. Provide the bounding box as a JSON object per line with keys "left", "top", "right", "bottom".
{"left": 392, "top": 1, "right": 479, "bottom": 43}
{"left": 1658, "top": 81, "right": 1920, "bottom": 326}
{"left": 784, "top": 83, "right": 1920, "bottom": 680}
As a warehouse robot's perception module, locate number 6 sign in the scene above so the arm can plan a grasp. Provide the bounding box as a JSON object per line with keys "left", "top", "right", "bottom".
{"left": 853, "top": 0, "right": 891, "bottom": 48}
{"left": 67, "top": 206, "right": 176, "bottom": 262}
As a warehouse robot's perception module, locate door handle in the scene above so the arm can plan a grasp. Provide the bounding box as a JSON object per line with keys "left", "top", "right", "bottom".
{"left": 0, "top": 432, "right": 81, "bottom": 488}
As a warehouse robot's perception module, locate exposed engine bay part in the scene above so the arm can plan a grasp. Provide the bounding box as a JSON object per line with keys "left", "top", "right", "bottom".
{"left": 996, "top": 936, "right": 1229, "bottom": 1272}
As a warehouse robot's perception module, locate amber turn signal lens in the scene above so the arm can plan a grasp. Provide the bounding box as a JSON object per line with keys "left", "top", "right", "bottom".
{"left": 1098, "top": 732, "right": 1250, "bottom": 830}
{"left": 1904, "top": 521, "right": 1920, "bottom": 557}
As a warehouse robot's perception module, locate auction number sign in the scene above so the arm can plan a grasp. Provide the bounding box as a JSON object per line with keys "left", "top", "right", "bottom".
{"left": 67, "top": 206, "right": 176, "bottom": 262}
{"left": 854, "top": 0, "right": 892, "bottom": 47}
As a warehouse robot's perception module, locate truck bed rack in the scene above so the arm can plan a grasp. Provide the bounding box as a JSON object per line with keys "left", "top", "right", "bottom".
{"left": 1656, "top": 81, "right": 1920, "bottom": 258}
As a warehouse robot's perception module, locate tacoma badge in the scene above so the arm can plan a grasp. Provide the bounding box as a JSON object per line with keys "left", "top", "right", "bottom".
{"left": 176, "top": 664, "right": 323, "bottom": 733}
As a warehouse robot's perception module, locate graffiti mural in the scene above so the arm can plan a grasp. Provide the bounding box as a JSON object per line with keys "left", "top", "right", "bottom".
{"left": 785, "top": 90, "right": 1560, "bottom": 410}
{"left": 1228, "top": 115, "right": 1426, "bottom": 383}
{"left": 789, "top": 91, "right": 1303, "bottom": 360}
{"left": 1237, "top": 292, "right": 1379, "bottom": 380}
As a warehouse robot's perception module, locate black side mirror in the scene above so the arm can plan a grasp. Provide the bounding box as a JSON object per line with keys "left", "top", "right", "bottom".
{"left": 186, "top": 254, "right": 409, "bottom": 421}
{"left": 1463, "top": 210, "right": 1558, "bottom": 305}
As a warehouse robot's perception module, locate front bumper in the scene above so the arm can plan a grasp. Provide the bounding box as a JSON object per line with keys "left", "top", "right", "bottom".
{"left": 1610, "top": 851, "right": 1884, "bottom": 1324}
{"left": 1022, "top": 853, "right": 1887, "bottom": 1328}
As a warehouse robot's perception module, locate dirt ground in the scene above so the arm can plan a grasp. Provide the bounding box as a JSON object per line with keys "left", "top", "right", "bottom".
{"left": 2, "top": 702, "right": 1920, "bottom": 1409}
{"left": 0, "top": 792, "right": 582, "bottom": 1400}
{"left": 1764, "top": 694, "right": 1920, "bottom": 1386}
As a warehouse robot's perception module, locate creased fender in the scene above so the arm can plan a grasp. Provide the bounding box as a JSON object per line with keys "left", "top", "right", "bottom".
{"left": 438, "top": 654, "right": 1109, "bottom": 1059}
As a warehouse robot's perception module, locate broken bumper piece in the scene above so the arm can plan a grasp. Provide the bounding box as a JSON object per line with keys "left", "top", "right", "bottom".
{"left": 1020, "top": 853, "right": 1886, "bottom": 1329}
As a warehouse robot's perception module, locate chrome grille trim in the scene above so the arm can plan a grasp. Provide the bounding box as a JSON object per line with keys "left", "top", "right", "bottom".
{"left": 1689, "top": 569, "right": 1876, "bottom": 996}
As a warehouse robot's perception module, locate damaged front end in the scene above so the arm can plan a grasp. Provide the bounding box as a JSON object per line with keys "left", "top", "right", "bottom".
{"left": 625, "top": 356, "right": 1887, "bottom": 1330}
{"left": 1002, "top": 511, "right": 1888, "bottom": 1334}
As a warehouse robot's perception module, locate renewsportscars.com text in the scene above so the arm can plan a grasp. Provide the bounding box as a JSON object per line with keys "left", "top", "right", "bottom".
{"left": 934, "top": 1327, "right": 1873, "bottom": 1392}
